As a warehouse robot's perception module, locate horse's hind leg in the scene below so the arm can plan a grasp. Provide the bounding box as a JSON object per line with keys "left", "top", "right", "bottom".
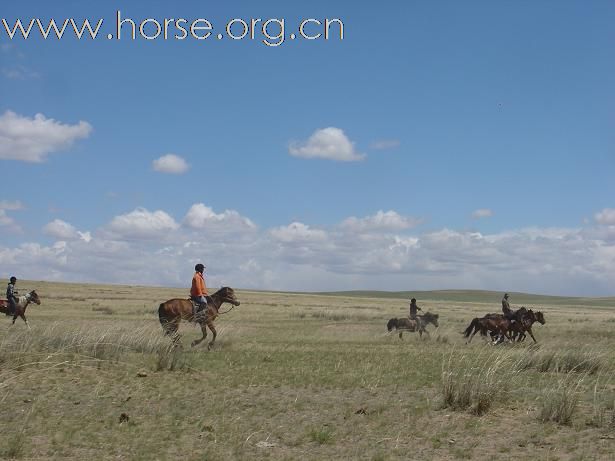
{"left": 162, "top": 319, "right": 182, "bottom": 346}
{"left": 398, "top": 331, "right": 403, "bottom": 340}
{"left": 191, "top": 322, "right": 208, "bottom": 347}
{"left": 207, "top": 322, "right": 217, "bottom": 350}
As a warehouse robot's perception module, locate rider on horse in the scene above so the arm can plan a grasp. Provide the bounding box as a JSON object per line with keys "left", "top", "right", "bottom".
{"left": 190, "top": 264, "right": 208, "bottom": 321}
{"left": 501, "top": 293, "right": 515, "bottom": 321}
{"left": 6, "top": 276, "right": 18, "bottom": 316}
{"left": 409, "top": 298, "right": 422, "bottom": 320}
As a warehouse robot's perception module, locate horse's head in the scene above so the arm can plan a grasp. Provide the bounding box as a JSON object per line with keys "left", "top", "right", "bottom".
{"left": 535, "top": 311, "right": 545, "bottom": 325}
{"left": 217, "top": 287, "right": 241, "bottom": 306}
{"left": 424, "top": 312, "right": 439, "bottom": 327}
{"left": 28, "top": 290, "right": 41, "bottom": 305}
{"left": 387, "top": 318, "right": 397, "bottom": 331}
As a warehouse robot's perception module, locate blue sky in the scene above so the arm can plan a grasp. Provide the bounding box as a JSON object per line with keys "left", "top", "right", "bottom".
{"left": 1, "top": 1, "right": 613, "bottom": 296}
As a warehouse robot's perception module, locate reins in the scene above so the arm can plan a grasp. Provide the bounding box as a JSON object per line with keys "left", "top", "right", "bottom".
{"left": 215, "top": 302, "right": 237, "bottom": 315}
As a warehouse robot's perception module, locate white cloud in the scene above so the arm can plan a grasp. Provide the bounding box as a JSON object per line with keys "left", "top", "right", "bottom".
{"left": 0, "top": 210, "right": 19, "bottom": 231}
{"left": 472, "top": 208, "right": 493, "bottom": 219}
{"left": 107, "top": 208, "right": 179, "bottom": 240}
{"left": 0, "top": 200, "right": 23, "bottom": 211}
{"left": 0, "top": 111, "right": 92, "bottom": 162}
{"left": 0, "top": 200, "right": 23, "bottom": 232}
{"left": 152, "top": 154, "right": 190, "bottom": 174}
{"left": 270, "top": 222, "right": 328, "bottom": 243}
{"left": 370, "top": 139, "right": 400, "bottom": 150}
{"left": 289, "top": 127, "right": 365, "bottom": 162}
{"left": 1, "top": 206, "right": 614, "bottom": 296}
{"left": 183, "top": 203, "right": 256, "bottom": 231}
{"left": 43, "top": 219, "right": 91, "bottom": 242}
{"left": 43, "top": 219, "right": 79, "bottom": 240}
{"left": 595, "top": 208, "right": 615, "bottom": 225}
{"left": 341, "top": 210, "right": 421, "bottom": 232}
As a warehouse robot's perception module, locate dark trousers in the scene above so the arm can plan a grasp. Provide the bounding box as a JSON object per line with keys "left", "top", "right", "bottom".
{"left": 8, "top": 297, "right": 17, "bottom": 315}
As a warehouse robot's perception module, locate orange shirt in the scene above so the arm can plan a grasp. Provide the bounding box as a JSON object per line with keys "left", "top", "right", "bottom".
{"left": 190, "top": 272, "right": 207, "bottom": 297}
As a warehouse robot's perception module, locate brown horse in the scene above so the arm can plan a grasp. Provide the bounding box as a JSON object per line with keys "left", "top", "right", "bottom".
{"left": 463, "top": 315, "right": 513, "bottom": 344}
{"left": 510, "top": 309, "right": 546, "bottom": 343}
{"left": 158, "top": 287, "right": 240, "bottom": 350}
{"left": 0, "top": 290, "right": 41, "bottom": 329}
{"left": 387, "top": 312, "right": 439, "bottom": 339}
{"left": 464, "top": 308, "right": 546, "bottom": 344}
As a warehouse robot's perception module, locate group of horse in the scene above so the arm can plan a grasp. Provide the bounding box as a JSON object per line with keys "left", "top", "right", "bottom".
{"left": 1, "top": 286, "right": 545, "bottom": 349}
{"left": 0, "top": 285, "right": 241, "bottom": 350}
{"left": 385, "top": 306, "right": 547, "bottom": 346}
{"left": 462, "top": 307, "right": 546, "bottom": 344}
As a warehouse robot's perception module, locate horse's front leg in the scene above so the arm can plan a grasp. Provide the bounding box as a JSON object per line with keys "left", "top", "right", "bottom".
{"left": 207, "top": 322, "right": 217, "bottom": 350}
{"left": 526, "top": 327, "right": 537, "bottom": 343}
{"left": 191, "top": 322, "right": 208, "bottom": 347}
{"left": 21, "top": 314, "right": 30, "bottom": 330}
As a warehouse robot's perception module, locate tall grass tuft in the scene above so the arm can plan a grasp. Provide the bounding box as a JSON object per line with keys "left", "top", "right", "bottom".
{"left": 588, "top": 375, "right": 615, "bottom": 428}
{"left": 538, "top": 375, "right": 584, "bottom": 425}
{"left": 518, "top": 348, "right": 603, "bottom": 375}
{"left": 441, "top": 350, "right": 523, "bottom": 416}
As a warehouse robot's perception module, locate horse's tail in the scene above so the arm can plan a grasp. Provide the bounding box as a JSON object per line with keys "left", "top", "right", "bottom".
{"left": 158, "top": 303, "right": 169, "bottom": 330}
{"left": 463, "top": 318, "right": 478, "bottom": 338}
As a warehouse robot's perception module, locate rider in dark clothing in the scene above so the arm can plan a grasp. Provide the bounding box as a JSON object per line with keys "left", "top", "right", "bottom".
{"left": 6, "top": 276, "right": 18, "bottom": 316}
{"left": 409, "top": 298, "right": 422, "bottom": 320}
{"left": 501, "top": 293, "right": 515, "bottom": 321}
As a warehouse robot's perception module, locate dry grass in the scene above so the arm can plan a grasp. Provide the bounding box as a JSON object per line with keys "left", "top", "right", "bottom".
{"left": 0, "top": 281, "right": 613, "bottom": 460}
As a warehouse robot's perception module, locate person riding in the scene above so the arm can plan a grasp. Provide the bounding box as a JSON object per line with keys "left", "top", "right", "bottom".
{"left": 6, "top": 276, "right": 18, "bottom": 316}
{"left": 409, "top": 298, "right": 422, "bottom": 320}
{"left": 501, "top": 293, "right": 515, "bottom": 321}
{"left": 190, "top": 264, "right": 208, "bottom": 320}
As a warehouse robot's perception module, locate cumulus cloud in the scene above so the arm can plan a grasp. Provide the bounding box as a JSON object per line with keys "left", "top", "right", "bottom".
{"left": 370, "top": 139, "right": 400, "bottom": 150}
{"left": 289, "top": 127, "right": 365, "bottom": 162}
{"left": 595, "top": 208, "right": 615, "bottom": 225}
{"left": 0, "top": 200, "right": 23, "bottom": 232}
{"left": 107, "top": 208, "right": 179, "bottom": 240}
{"left": 340, "top": 210, "right": 421, "bottom": 233}
{"left": 270, "top": 222, "right": 328, "bottom": 243}
{"left": 0, "top": 111, "right": 92, "bottom": 162}
{"left": 183, "top": 203, "right": 256, "bottom": 231}
{"left": 472, "top": 208, "right": 493, "bottom": 219}
{"left": 0, "top": 210, "right": 19, "bottom": 231}
{"left": 43, "top": 219, "right": 91, "bottom": 242}
{"left": 1, "top": 206, "right": 614, "bottom": 296}
{"left": 152, "top": 154, "right": 190, "bottom": 174}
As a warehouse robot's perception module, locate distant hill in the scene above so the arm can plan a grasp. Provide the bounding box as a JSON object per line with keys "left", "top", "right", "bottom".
{"left": 313, "top": 289, "right": 615, "bottom": 308}
{"left": 15, "top": 281, "right": 615, "bottom": 309}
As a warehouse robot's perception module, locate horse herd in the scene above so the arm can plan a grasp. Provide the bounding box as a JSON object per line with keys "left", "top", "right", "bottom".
{"left": 1, "top": 286, "right": 545, "bottom": 348}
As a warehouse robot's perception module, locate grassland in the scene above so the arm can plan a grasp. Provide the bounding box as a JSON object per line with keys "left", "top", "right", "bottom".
{"left": 0, "top": 281, "right": 614, "bottom": 460}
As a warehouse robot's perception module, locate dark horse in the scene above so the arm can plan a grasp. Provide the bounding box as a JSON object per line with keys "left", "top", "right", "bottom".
{"left": 510, "top": 309, "right": 546, "bottom": 342}
{"left": 387, "top": 312, "right": 439, "bottom": 339}
{"left": 0, "top": 290, "right": 41, "bottom": 329}
{"left": 158, "top": 287, "right": 240, "bottom": 350}
{"left": 463, "top": 315, "right": 512, "bottom": 344}
{"left": 463, "top": 308, "right": 546, "bottom": 344}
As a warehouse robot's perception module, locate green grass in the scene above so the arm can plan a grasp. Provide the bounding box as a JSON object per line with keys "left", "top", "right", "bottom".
{"left": 0, "top": 281, "right": 613, "bottom": 460}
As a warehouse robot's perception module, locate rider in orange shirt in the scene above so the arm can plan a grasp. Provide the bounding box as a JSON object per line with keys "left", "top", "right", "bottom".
{"left": 190, "top": 263, "right": 208, "bottom": 319}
